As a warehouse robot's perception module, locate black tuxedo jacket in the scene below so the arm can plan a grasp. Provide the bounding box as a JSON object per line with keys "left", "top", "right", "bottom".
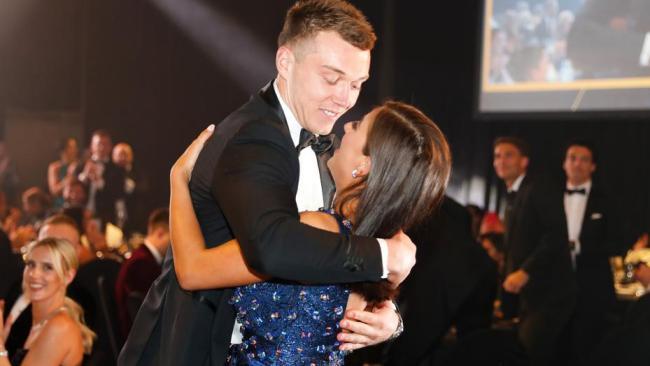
{"left": 93, "top": 160, "right": 127, "bottom": 226}
{"left": 505, "top": 176, "right": 576, "bottom": 307}
{"left": 570, "top": 184, "right": 620, "bottom": 307}
{"left": 118, "top": 83, "right": 383, "bottom": 366}
{"left": 380, "top": 197, "right": 496, "bottom": 366}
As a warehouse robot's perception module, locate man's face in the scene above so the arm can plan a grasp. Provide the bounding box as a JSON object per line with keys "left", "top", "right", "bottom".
{"left": 278, "top": 31, "right": 371, "bottom": 135}
{"left": 493, "top": 143, "right": 528, "bottom": 182}
{"left": 64, "top": 183, "right": 87, "bottom": 207}
{"left": 563, "top": 145, "right": 595, "bottom": 185}
{"left": 112, "top": 144, "right": 132, "bottom": 168}
{"left": 91, "top": 135, "right": 112, "bottom": 160}
{"left": 39, "top": 223, "right": 82, "bottom": 257}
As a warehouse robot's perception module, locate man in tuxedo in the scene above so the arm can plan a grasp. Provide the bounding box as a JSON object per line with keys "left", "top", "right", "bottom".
{"left": 115, "top": 208, "right": 170, "bottom": 339}
{"left": 119, "top": 1, "right": 415, "bottom": 365}
{"left": 560, "top": 140, "right": 620, "bottom": 364}
{"left": 78, "top": 130, "right": 126, "bottom": 227}
{"left": 494, "top": 137, "right": 576, "bottom": 366}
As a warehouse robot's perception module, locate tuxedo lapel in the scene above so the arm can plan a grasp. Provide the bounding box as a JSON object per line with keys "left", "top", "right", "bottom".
{"left": 261, "top": 80, "right": 337, "bottom": 208}
{"left": 579, "top": 186, "right": 601, "bottom": 243}
{"left": 317, "top": 150, "right": 335, "bottom": 209}
{"left": 259, "top": 81, "right": 294, "bottom": 148}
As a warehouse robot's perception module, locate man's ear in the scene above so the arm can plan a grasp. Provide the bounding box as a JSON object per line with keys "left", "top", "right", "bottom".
{"left": 276, "top": 46, "right": 294, "bottom": 80}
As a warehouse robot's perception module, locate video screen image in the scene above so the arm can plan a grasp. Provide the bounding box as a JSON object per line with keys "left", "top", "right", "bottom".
{"left": 479, "top": 0, "right": 650, "bottom": 113}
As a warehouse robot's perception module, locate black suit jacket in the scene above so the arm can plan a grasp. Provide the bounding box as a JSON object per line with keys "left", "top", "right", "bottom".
{"left": 571, "top": 184, "right": 620, "bottom": 308}
{"left": 505, "top": 176, "right": 576, "bottom": 307}
{"left": 118, "top": 83, "right": 383, "bottom": 366}
{"left": 92, "top": 160, "right": 127, "bottom": 226}
{"left": 378, "top": 197, "right": 496, "bottom": 366}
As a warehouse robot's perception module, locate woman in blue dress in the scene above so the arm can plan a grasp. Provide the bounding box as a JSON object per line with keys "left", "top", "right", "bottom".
{"left": 169, "top": 101, "right": 451, "bottom": 365}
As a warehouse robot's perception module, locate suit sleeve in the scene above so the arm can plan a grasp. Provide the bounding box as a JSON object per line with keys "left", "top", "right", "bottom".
{"left": 521, "top": 187, "right": 568, "bottom": 276}
{"left": 213, "top": 121, "right": 383, "bottom": 284}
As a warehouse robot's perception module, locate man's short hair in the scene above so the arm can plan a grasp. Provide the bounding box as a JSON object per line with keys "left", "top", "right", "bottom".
{"left": 91, "top": 129, "right": 112, "bottom": 141}
{"left": 564, "top": 138, "right": 598, "bottom": 164}
{"left": 494, "top": 136, "right": 530, "bottom": 157}
{"left": 148, "top": 208, "right": 169, "bottom": 233}
{"left": 278, "top": 0, "right": 376, "bottom": 51}
{"left": 43, "top": 214, "right": 82, "bottom": 237}
{"left": 22, "top": 187, "right": 51, "bottom": 208}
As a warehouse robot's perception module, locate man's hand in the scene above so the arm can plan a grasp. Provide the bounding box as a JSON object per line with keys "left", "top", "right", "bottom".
{"left": 385, "top": 230, "right": 416, "bottom": 287}
{"left": 337, "top": 300, "right": 399, "bottom": 351}
{"left": 503, "top": 269, "right": 529, "bottom": 294}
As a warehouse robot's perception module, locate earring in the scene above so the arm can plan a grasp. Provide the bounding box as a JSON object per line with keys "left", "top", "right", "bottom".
{"left": 351, "top": 169, "right": 359, "bottom": 178}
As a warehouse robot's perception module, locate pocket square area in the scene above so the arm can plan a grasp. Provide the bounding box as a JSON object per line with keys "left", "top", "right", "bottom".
{"left": 591, "top": 213, "right": 603, "bottom": 220}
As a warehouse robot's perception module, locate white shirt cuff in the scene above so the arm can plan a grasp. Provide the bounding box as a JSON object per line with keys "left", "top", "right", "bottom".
{"left": 640, "top": 32, "right": 650, "bottom": 67}
{"left": 378, "top": 238, "right": 389, "bottom": 279}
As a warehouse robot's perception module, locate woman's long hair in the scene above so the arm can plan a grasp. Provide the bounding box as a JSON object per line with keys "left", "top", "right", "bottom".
{"left": 335, "top": 101, "right": 452, "bottom": 303}
{"left": 24, "top": 238, "right": 96, "bottom": 354}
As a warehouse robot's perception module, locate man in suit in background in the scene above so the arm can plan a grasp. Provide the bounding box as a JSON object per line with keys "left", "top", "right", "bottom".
{"left": 560, "top": 140, "right": 620, "bottom": 364}
{"left": 494, "top": 137, "right": 576, "bottom": 366}
{"left": 119, "top": 1, "right": 415, "bottom": 365}
{"left": 115, "top": 208, "right": 170, "bottom": 339}
{"left": 78, "top": 129, "right": 126, "bottom": 227}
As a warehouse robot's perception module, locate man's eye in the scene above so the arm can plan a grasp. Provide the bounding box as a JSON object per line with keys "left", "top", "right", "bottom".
{"left": 324, "top": 76, "right": 337, "bottom": 85}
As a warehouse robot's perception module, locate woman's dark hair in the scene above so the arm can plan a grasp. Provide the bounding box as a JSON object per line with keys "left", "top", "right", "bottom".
{"left": 335, "top": 101, "right": 452, "bottom": 303}
{"left": 57, "top": 137, "right": 77, "bottom": 154}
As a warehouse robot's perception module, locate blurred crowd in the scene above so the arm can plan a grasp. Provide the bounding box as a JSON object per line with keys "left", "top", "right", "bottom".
{"left": 0, "top": 130, "right": 167, "bottom": 365}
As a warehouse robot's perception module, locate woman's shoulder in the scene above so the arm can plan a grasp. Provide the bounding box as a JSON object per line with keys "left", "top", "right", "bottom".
{"left": 27, "top": 312, "right": 84, "bottom": 365}
{"left": 42, "top": 312, "right": 82, "bottom": 339}
{"left": 299, "top": 211, "right": 340, "bottom": 233}
{"left": 48, "top": 160, "right": 62, "bottom": 170}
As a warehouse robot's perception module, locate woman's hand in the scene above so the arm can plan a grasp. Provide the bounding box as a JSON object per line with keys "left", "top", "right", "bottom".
{"left": 171, "top": 124, "right": 215, "bottom": 183}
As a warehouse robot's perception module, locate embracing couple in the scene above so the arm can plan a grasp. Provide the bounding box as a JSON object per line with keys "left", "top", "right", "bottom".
{"left": 119, "top": 1, "right": 451, "bottom": 365}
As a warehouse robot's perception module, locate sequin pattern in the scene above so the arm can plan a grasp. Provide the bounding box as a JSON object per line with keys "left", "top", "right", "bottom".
{"left": 228, "top": 282, "right": 349, "bottom": 365}
{"left": 227, "top": 209, "right": 352, "bottom": 365}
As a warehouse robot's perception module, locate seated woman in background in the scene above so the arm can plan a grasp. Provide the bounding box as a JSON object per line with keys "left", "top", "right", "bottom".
{"left": 0, "top": 238, "right": 95, "bottom": 366}
{"left": 170, "top": 101, "right": 452, "bottom": 365}
{"left": 48, "top": 138, "right": 80, "bottom": 210}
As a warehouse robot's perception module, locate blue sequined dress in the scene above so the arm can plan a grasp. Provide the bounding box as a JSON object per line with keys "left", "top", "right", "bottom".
{"left": 227, "top": 210, "right": 352, "bottom": 365}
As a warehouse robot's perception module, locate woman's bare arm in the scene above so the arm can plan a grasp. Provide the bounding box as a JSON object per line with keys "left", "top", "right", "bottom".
{"left": 169, "top": 126, "right": 342, "bottom": 290}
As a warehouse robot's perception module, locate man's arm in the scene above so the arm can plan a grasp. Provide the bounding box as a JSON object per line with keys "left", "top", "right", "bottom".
{"left": 213, "top": 121, "right": 384, "bottom": 284}
{"left": 520, "top": 187, "right": 567, "bottom": 277}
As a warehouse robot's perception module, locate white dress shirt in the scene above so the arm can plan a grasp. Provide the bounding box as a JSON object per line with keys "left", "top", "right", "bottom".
{"left": 273, "top": 82, "right": 324, "bottom": 211}
{"left": 564, "top": 180, "right": 591, "bottom": 268}
{"left": 508, "top": 174, "right": 526, "bottom": 193}
{"left": 142, "top": 240, "right": 164, "bottom": 265}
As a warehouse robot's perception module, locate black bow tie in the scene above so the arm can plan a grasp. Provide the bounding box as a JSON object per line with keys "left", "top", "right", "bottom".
{"left": 297, "top": 129, "right": 334, "bottom": 154}
{"left": 565, "top": 188, "right": 586, "bottom": 195}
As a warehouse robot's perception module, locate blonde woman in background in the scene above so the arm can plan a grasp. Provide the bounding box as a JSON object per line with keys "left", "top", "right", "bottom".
{"left": 0, "top": 238, "right": 95, "bottom": 366}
